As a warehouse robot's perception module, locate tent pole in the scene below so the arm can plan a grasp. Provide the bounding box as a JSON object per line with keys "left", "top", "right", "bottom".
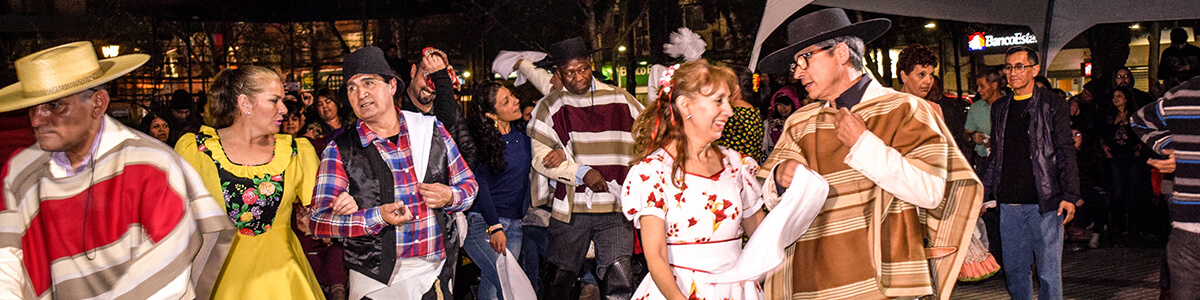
{"left": 1041, "top": 0, "right": 1055, "bottom": 76}
{"left": 953, "top": 25, "right": 963, "bottom": 101}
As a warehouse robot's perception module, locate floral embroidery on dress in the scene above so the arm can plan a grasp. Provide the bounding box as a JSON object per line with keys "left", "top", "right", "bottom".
{"left": 197, "top": 132, "right": 292, "bottom": 236}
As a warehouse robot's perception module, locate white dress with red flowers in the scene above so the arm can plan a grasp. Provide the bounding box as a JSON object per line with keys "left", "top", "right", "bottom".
{"left": 621, "top": 147, "right": 765, "bottom": 300}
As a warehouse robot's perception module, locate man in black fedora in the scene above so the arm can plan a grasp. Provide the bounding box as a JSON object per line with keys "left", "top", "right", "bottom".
{"left": 527, "top": 36, "right": 643, "bottom": 300}
{"left": 756, "top": 8, "right": 980, "bottom": 299}
{"left": 308, "top": 46, "right": 478, "bottom": 300}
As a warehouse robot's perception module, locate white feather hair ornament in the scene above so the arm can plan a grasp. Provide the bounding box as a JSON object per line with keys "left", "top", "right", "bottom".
{"left": 662, "top": 28, "right": 707, "bottom": 62}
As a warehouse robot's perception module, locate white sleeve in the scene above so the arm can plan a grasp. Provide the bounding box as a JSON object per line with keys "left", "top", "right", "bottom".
{"left": 0, "top": 247, "right": 29, "bottom": 298}
{"left": 843, "top": 131, "right": 946, "bottom": 209}
{"left": 517, "top": 60, "right": 555, "bottom": 96}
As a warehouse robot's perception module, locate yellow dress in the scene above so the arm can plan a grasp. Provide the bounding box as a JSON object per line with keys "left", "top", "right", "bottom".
{"left": 176, "top": 126, "right": 325, "bottom": 300}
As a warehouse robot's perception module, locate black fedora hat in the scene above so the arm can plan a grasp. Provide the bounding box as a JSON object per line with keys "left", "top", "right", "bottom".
{"left": 758, "top": 8, "right": 891, "bottom": 74}
{"left": 534, "top": 37, "right": 604, "bottom": 68}
{"left": 342, "top": 46, "right": 405, "bottom": 90}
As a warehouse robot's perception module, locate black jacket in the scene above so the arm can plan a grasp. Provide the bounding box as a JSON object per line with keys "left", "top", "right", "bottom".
{"left": 401, "top": 70, "right": 479, "bottom": 167}
{"left": 984, "top": 86, "right": 1081, "bottom": 213}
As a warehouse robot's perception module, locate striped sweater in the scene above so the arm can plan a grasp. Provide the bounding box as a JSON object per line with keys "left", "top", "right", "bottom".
{"left": 1132, "top": 76, "right": 1200, "bottom": 224}
{"left": 0, "top": 116, "right": 235, "bottom": 299}
{"left": 528, "top": 79, "right": 644, "bottom": 222}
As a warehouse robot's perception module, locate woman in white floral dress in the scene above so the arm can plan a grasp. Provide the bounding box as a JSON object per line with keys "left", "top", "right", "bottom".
{"left": 623, "top": 60, "right": 766, "bottom": 300}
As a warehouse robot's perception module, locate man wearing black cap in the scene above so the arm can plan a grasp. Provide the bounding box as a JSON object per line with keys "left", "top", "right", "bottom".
{"left": 167, "top": 89, "right": 201, "bottom": 139}
{"left": 308, "top": 46, "right": 478, "bottom": 300}
{"left": 756, "top": 8, "right": 980, "bottom": 299}
{"left": 527, "top": 37, "right": 643, "bottom": 300}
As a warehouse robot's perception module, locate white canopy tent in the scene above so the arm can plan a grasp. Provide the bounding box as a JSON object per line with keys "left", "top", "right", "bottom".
{"left": 749, "top": 0, "right": 1200, "bottom": 73}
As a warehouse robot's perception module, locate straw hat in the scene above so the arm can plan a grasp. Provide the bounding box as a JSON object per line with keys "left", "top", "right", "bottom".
{"left": 0, "top": 41, "right": 149, "bottom": 112}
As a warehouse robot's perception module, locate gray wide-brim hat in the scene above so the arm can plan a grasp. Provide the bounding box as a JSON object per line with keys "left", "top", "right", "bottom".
{"left": 758, "top": 8, "right": 891, "bottom": 74}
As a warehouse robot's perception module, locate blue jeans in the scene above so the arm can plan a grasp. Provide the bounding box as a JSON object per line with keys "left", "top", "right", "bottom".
{"left": 519, "top": 225, "right": 548, "bottom": 291}
{"left": 463, "top": 213, "right": 523, "bottom": 300}
{"left": 1000, "top": 203, "right": 1064, "bottom": 300}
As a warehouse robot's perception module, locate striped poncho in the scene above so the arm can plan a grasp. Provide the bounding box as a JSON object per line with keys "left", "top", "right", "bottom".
{"left": 528, "top": 79, "right": 644, "bottom": 222}
{"left": 0, "top": 116, "right": 234, "bottom": 299}
{"left": 759, "top": 80, "right": 981, "bottom": 299}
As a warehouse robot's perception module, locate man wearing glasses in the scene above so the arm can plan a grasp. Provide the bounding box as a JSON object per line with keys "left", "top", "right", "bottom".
{"left": 983, "top": 45, "right": 1078, "bottom": 300}
{"left": 756, "top": 8, "right": 981, "bottom": 299}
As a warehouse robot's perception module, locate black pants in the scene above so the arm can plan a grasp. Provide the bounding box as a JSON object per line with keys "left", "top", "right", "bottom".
{"left": 1168, "top": 228, "right": 1200, "bottom": 299}
{"left": 543, "top": 213, "right": 634, "bottom": 299}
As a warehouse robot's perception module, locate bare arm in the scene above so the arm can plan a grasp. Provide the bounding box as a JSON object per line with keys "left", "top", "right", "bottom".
{"left": 639, "top": 216, "right": 686, "bottom": 300}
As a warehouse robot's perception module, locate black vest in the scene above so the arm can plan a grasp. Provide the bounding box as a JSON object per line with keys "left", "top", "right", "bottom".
{"left": 335, "top": 124, "right": 451, "bottom": 284}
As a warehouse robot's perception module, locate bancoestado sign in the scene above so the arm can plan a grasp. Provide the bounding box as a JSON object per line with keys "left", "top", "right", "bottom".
{"left": 966, "top": 30, "right": 1039, "bottom": 54}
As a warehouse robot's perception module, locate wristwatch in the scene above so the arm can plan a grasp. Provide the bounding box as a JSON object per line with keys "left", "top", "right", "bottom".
{"left": 486, "top": 224, "right": 504, "bottom": 235}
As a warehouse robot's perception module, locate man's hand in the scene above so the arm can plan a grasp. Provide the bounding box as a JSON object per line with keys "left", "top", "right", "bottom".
{"left": 380, "top": 202, "right": 413, "bottom": 225}
{"left": 543, "top": 148, "right": 566, "bottom": 168}
{"left": 1148, "top": 149, "right": 1176, "bottom": 173}
{"left": 972, "top": 132, "right": 990, "bottom": 148}
{"left": 774, "top": 159, "right": 801, "bottom": 188}
{"left": 1058, "top": 200, "right": 1076, "bottom": 226}
{"left": 332, "top": 192, "right": 359, "bottom": 215}
{"left": 490, "top": 229, "right": 508, "bottom": 255}
{"left": 583, "top": 169, "right": 607, "bottom": 192}
{"left": 835, "top": 108, "right": 868, "bottom": 148}
{"left": 512, "top": 59, "right": 526, "bottom": 72}
{"left": 422, "top": 52, "right": 448, "bottom": 73}
{"left": 419, "top": 183, "right": 455, "bottom": 208}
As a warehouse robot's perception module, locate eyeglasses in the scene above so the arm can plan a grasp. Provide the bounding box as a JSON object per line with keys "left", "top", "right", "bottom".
{"left": 1003, "top": 64, "right": 1038, "bottom": 73}
{"left": 790, "top": 45, "right": 834, "bottom": 72}
{"left": 1115, "top": 74, "right": 1132, "bottom": 79}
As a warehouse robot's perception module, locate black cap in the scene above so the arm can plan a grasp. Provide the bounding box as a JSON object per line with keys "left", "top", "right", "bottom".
{"left": 169, "top": 89, "right": 193, "bottom": 110}
{"left": 534, "top": 37, "right": 604, "bottom": 68}
{"left": 342, "top": 46, "right": 404, "bottom": 88}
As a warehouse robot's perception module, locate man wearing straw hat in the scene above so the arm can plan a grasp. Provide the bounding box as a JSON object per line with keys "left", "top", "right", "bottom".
{"left": 0, "top": 41, "right": 234, "bottom": 299}
{"left": 756, "top": 8, "right": 981, "bottom": 299}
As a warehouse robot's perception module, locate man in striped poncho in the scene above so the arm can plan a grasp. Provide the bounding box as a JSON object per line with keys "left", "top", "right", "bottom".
{"left": 755, "top": 8, "right": 980, "bottom": 299}
{"left": 527, "top": 37, "right": 644, "bottom": 300}
{"left": 1132, "top": 75, "right": 1200, "bottom": 299}
{"left": 0, "top": 41, "right": 234, "bottom": 299}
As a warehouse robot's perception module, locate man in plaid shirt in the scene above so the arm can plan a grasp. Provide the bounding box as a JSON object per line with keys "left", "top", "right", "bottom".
{"left": 309, "top": 46, "right": 477, "bottom": 300}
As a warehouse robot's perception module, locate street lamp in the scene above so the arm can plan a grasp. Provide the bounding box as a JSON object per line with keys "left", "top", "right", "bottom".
{"left": 618, "top": 45, "right": 627, "bottom": 52}
{"left": 1130, "top": 23, "right": 1141, "bottom": 29}
{"left": 462, "top": 71, "right": 472, "bottom": 78}
{"left": 925, "top": 22, "right": 936, "bottom": 29}
{"left": 101, "top": 45, "right": 120, "bottom": 58}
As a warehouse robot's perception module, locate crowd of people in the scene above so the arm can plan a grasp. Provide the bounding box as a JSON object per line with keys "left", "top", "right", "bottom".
{"left": 0, "top": 7, "right": 1198, "bottom": 300}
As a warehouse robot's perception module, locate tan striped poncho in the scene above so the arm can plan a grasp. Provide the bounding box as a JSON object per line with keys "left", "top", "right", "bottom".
{"left": 0, "top": 116, "right": 234, "bottom": 299}
{"left": 759, "top": 80, "right": 981, "bottom": 299}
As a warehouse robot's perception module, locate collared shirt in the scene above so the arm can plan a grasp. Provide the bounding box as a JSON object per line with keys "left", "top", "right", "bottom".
{"left": 49, "top": 121, "right": 105, "bottom": 176}
{"left": 310, "top": 109, "right": 476, "bottom": 259}
{"left": 834, "top": 75, "right": 872, "bottom": 109}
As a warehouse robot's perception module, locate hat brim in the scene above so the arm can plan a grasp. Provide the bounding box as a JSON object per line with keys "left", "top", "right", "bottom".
{"left": 533, "top": 48, "right": 606, "bottom": 69}
{"left": 0, "top": 53, "right": 150, "bottom": 113}
{"left": 758, "top": 18, "right": 891, "bottom": 74}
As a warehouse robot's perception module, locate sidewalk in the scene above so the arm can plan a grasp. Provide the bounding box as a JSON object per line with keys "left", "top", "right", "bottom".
{"left": 951, "top": 243, "right": 1164, "bottom": 299}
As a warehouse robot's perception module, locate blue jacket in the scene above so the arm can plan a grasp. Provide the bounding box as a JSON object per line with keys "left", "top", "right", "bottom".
{"left": 983, "top": 86, "right": 1080, "bottom": 213}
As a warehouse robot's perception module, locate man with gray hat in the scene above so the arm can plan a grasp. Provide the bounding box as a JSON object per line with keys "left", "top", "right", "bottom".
{"left": 308, "top": 46, "right": 477, "bottom": 300}
{"left": 0, "top": 41, "right": 234, "bottom": 299}
{"left": 756, "top": 8, "right": 980, "bottom": 299}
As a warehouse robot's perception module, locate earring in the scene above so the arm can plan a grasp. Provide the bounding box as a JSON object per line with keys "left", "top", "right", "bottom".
{"left": 245, "top": 110, "right": 251, "bottom": 115}
{"left": 686, "top": 114, "right": 692, "bottom": 120}
{"left": 494, "top": 118, "right": 501, "bottom": 128}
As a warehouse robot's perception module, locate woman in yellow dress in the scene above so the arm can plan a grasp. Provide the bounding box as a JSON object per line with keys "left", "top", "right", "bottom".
{"left": 176, "top": 66, "right": 324, "bottom": 299}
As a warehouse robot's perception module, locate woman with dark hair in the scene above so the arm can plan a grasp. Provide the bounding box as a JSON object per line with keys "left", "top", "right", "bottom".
{"left": 1102, "top": 87, "right": 1149, "bottom": 240}
{"left": 281, "top": 100, "right": 306, "bottom": 135}
{"left": 460, "top": 80, "right": 532, "bottom": 300}
{"left": 715, "top": 66, "right": 765, "bottom": 162}
{"left": 175, "top": 66, "right": 325, "bottom": 299}
{"left": 139, "top": 111, "right": 171, "bottom": 143}
{"left": 762, "top": 85, "right": 802, "bottom": 155}
{"left": 622, "top": 60, "right": 767, "bottom": 299}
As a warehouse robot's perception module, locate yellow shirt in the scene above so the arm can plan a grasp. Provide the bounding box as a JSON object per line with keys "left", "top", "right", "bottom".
{"left": 1014, "top": 93, "right": 1033, "bottom": 101}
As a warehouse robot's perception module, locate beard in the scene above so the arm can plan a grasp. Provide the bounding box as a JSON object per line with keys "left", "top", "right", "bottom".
{"left": 416, "top": 87, "right": 435, "bottom": 105}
